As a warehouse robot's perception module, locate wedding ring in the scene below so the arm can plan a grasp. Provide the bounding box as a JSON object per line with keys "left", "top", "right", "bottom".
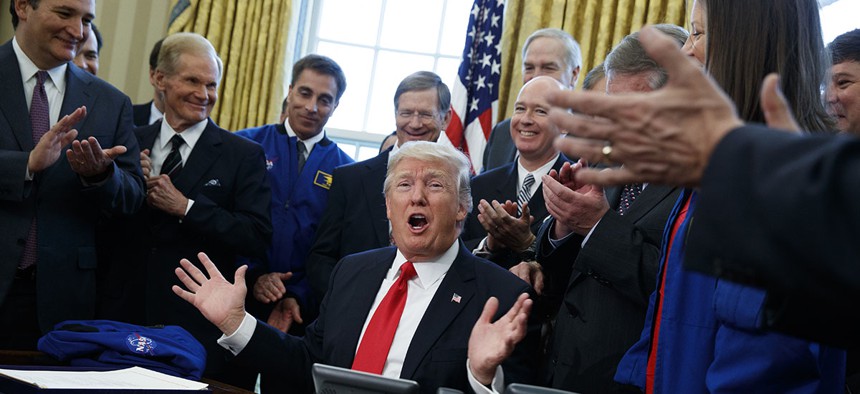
{"left": 601, "top": 144, "right": 613, "bottom": 161}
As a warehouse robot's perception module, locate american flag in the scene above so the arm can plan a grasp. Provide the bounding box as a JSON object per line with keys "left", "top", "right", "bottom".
{"left": 447, "top": 0, "right": 504, "bottom": 174}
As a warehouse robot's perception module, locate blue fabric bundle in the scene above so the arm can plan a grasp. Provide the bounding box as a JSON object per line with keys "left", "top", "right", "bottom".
{"left": 38, "top": 320, "right": 207, "bottom": 380}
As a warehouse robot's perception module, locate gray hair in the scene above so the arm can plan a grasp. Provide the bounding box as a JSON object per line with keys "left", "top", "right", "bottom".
{"left": 384, "top": 141, "right": 472, "bottom": 217}
{"left": 157, "top": 32, "right": 223, "bottom": 81}
{"left": 604, "top": 24, "right": 688, "bottom": 89}
{"left": 522, "top": 28, "right": 582, "bottom": 71}
{"left": 393, "top": 71, "right": 451, "bottom": 114}
{"left": 582, "top": 62, "right": 606, "bottom": 91}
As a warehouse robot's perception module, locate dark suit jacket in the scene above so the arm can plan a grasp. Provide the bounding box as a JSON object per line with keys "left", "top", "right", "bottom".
{"left": 238, "top": 243, "right": 539, "bottom": 394}
{"left": 686, "top": 125, "right": 860, "bottom": 347}
{"left": 306, "top": 149, "right": 390, "bottom": 305}
{"left": 536, "top": 183, "right": 680, "bottom": 393}
{"left": 462, "top": 155, "right": 569, "bottom": 268}
{"left": 481, "top": 119, "right": 516, "bottom": 172}
{"left": 0, "top": 41, "right": 145, "bottom": 332}
{"left": 122, "top": 119, "right": 271, "bottom": 372}
{"left": 132, "top": 101, "right": 153, "bottom": 127}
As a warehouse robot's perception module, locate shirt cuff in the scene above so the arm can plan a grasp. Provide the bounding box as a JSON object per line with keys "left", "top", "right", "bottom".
{"left": 185, "top": 198, "right": 195, "bottom": 215}
{"left": 216, "top": 311, "right": 257, "bottom": 356}
{"left": 547, "top": 221, "right": 575, "bottom": 249}
{"left": 580, "top": 218, "right": 601, "bottom": 248}
{"left": 466, "top": 359, "right": 504, "bottom": 394}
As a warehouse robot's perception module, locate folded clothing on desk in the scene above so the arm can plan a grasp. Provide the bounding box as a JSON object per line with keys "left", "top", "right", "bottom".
{"left": 37, "top": 320, "right": 206, "bottom": 380}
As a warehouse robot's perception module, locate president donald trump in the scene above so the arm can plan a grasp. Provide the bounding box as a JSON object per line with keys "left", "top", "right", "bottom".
{"left": 173, "top": 141, "right": 537, "bottom": 393}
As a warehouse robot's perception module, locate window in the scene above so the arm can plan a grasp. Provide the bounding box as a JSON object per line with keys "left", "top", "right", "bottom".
{"left": 305, "top": 0, "right": 473, "bottom": 156}
{"left": 820, "top": 0, "right": 860, "bottom": 44}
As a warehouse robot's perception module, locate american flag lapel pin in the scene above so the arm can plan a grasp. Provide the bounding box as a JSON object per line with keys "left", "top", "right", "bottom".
{"left": 451, "top": 293, "right": 461, "bottom": 303}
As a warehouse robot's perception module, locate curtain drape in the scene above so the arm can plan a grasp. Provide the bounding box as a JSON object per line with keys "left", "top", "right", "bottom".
{"left": 498, "top": 0, "right": 687, "bottom": 122}
{"left": 168, "top": 0, "right": 291, "bottom": 131}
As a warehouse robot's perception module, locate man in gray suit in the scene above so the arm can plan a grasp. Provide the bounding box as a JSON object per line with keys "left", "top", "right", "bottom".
{"left": 482, "top": 28, "right": 580, "bottom": 172}
{"left": 0, "top": 0, "right": 145, "bottom": 349}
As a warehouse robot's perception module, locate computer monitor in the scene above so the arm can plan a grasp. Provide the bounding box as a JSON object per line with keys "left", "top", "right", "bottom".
{"left": 312, "top": 363, "right": 421, "bottom": 394}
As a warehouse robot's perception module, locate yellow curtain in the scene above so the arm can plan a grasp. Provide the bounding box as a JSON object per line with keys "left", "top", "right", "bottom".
{"left": 167, "top": 0, "right": 291, "bottom": 131}
{"left": 498, "top": 0, "right": 687, "bottom": 122}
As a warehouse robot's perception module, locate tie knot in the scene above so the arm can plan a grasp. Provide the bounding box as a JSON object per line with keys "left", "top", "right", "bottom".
{"left": 523, "top": 173, "right": 535, "bottom": 189}
{"left": 170, "top": 134, "right": 185, "bottom": 150}
{"left": 35, "top": 70, "right": 48, "bottom": 86}
{"left": 399, "top": 262, "right": 417, "bottom": 282}
{"left": 296, "top": 140, "right": 307, "bottom": 154}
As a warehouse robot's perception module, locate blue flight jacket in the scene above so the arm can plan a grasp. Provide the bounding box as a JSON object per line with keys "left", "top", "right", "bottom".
{"left": 236, "top": 123, "right": 354, "bottom": 310}
{"left": 615, "top": 189, "right": 846, "bottom": 393}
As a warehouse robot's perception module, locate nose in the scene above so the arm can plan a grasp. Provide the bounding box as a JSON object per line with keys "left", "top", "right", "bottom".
{"left": 408, "top": 114, "right": 423, "bottom": 128}
{"left": 682, "top": 36, "right": 694, "bottom": 56}
{"left": 409, "top": 183, "right": 428, "bottom": 205}
{"left": 68, "top": 20, "right": 87, "bottom": 41}
{"left": 305, "top": 97, "right": 318, "bottom": 113}
{"left": 825, "top": 84, "right": 838, "bottom": 104}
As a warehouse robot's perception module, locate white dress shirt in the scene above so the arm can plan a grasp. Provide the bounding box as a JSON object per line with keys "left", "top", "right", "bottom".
{"left": 284, "top": 117, "right": 325, "bottom": 159}
{"left": 148, "top": 101, "right": 164, "bottom": 125}
{"left": 218, "top": 241, "right": 504, "bottom": 393}
{"left": 149, "top": 118, "right": 207, "bottom": 215}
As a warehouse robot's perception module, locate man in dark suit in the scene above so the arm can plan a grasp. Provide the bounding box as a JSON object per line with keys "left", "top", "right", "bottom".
{"left": 132, "top": 38, "right": 164, "bottom": 127}
{"left": 306, "top": 71, "right": 452, "bottom": 306}
{"left": 463, "top": 77, "right": 571, "bottom": 269}
{"left": 0, "top": 0, "right": 145, "bottom": 350}
{"left": 519, "top": 26, "right": 687, "bottom": 393}
{"left": 174, "top": 141, "right": 537, "bottom": 393}
{"left": 122, "top": 32, "right": 271, "bottom": 386}
{"left": 482, "top": 28, "right": 581, "bottom": 172}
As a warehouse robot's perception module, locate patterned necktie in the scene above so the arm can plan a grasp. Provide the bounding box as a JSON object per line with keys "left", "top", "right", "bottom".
{"left": 618, "top": 183, "right": 643, "bottom": 216}
{"left": 517, "top": 173, "right": 535, "bottom": 216}
{"left": 161, "top": 135, "right": 185, "bottom": 178}
{"left": 296, "top": 140, "right": 307, "bottom": 173}
{"left": 352, "top": 262, "right": 417, "bottom": 374}
{"left": 19, "top": 71, "right": 51, "bottom": 270}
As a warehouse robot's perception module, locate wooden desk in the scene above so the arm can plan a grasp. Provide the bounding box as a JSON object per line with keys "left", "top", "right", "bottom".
{"left": 0, "top": 350, "right": 253, "bottom": 393}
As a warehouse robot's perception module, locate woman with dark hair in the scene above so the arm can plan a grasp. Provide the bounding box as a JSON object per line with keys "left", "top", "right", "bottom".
{"left": 614, "top": 0, "right": 845, "bottom": 392}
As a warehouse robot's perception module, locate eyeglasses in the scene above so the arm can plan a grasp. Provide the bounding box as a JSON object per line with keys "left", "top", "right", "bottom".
{"left": 397, "top": 110, "right": 438, "bottom": 122}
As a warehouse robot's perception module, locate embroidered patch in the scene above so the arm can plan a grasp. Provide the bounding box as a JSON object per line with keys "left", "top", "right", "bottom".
{"left": 314, "top": 170, "right": 333, "bottom": 190}
{"left": 126, "top": 333, "right": 157, "bottom": 355}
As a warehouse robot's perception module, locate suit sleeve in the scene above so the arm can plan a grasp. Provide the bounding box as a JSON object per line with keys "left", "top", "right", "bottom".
{"left": 306, "top": 165, "right": 348, "bottom": 304}
{"left": 0, "top": 149, "right": 31, "bottom": 202}
{"left": 686, "top": 125, "right": 860, "bottom": 345}
{"left": 183, "top": 143, "right": 272, "bottom": 261}
{"left": 80, "top": 96, "right": 146, "bottom": 215}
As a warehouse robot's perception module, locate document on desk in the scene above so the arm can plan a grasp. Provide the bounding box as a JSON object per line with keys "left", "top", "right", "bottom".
{"left": 0, "top": 366, "right": 209, "bottom": 390}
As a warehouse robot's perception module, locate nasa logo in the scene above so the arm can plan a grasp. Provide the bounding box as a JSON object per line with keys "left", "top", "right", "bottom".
{"left": 126, "top": 333, "right": 157, "bottom": 355}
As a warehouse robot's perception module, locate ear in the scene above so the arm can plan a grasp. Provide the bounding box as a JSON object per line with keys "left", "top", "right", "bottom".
{"left": 13, "top": 0, "right": 31, "bottom": 23}
{"left": 570, "top": 66, "right": 581, "bottom": 88}
{"left": 154, "top": 69, "right": 167, "bottom": 91}
{"left": 456, "top": 202, "right": 468, "bottom": 222}
{"left": 385, "top": 195, "right": 392, "bottom": 221}
{"left": 440, "top": 107, "right": 453, "bottom": 130}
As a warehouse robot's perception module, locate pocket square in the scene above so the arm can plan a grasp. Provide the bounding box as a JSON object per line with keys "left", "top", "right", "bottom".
{"left": 204, "top": 179, "right": 221, "bottom": 187}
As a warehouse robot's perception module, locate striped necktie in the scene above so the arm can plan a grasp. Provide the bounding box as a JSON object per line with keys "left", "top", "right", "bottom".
{"left": 517, "top": 173, "right": 535, "bottom": 216}
{"left": 19, "top": 71, "right": 51, "bottom": 270}
{"left": 161, "top": 135, "right": 185, "bottom": 178}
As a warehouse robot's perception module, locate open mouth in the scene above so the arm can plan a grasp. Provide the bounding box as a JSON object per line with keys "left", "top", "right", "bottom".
{"left": 408, "top": 214, "right": 428, "bottom": 231}
{"left": 518, "top": 130, "right": 537, "bottom": 137}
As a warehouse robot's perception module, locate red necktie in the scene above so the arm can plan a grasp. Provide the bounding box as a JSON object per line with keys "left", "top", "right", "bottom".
{"left": 19, "top": 71, "right": 51, "bottom": 270}
{"left": 352, "top": 262, "right": 417, "bottom": 374}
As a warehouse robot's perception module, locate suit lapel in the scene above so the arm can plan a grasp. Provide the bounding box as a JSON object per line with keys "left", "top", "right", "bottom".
{"left": 60, "top": 66, "right": 94, "bottom": 128}
{"left": 334, "top": 248, "right": 396, "bottom": 367}
{"left": 528, "top": 155, "right": 570, "bottom": 229}
{"left": 0, "top": 42, "right": 36, "bottom": 151}
{"left": 136, "top": 122, "right": 160, "bottom": 152}
{"left": 624, "top": 185, "right": 676, "bottom": 223}
{"left": 173, "top": 119, "right": 222, "bottom": 194}
{"left": 400, "top": 243, "right": 476, "bottom": 379}
{"left": 363, "top": 150, "right": 390, "bottom": 247}
{"left": 495, "top": 163, "right": 519, "bottom": 200}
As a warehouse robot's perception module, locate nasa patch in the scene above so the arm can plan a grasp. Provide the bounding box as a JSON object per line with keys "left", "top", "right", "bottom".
{"left": 126, "top": 333, "right": 157, "bottom": 355}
